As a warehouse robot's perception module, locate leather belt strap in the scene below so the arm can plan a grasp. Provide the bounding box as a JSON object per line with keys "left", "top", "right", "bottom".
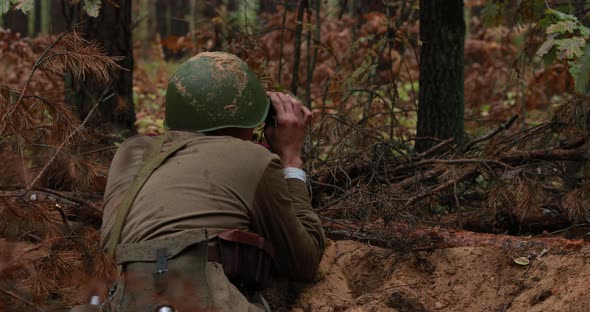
{"left": 207, "top": 245, "right": 221, "bottom": 263}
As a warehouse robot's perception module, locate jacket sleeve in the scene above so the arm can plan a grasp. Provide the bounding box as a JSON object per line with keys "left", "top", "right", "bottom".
{"left": 250, "top": 158, "right": 326, "bottom": 282}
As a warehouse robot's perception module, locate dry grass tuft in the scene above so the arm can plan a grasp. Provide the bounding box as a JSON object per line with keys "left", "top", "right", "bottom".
{"left": 561, "top": 187, "right": 590, "bottom": 223}
{"left": 40, "top": 31, "right": 124, "bottom": 85}
{"left": 314, "top": 90, "right": 590, "bottom": 238}
{"left": 486, "top": 184, "right": 517, "bottom": 216}
{"left": 553, "top": 94, "right": 590, "bottom": 134}
{"left": 0, "top": 199, "right": 64, "bottom": 240}
{"left": 0, "top": 29, "right": 120, "bottom": 308}
{"left": 0, "top": 28, "right": 117, "bottom": 191}
{"left": 0, "top": 203, "right": 109, "bottom": 308}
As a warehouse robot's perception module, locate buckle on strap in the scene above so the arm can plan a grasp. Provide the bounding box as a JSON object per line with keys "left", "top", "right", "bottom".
{"left": 154, "top": 248, "right": 168, "bottom": 294}
{"left": 155, "top": 248, "right": 168, "bottom": 275}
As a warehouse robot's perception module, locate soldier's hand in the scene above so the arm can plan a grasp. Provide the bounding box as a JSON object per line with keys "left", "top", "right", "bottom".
{"left": 265, "top": 92, "right": 312, "bottom": 168}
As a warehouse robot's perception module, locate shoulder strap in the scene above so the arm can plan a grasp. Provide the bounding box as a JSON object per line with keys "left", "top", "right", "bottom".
{"left": 105, "top": 135, "right": 198, "bottom": 258}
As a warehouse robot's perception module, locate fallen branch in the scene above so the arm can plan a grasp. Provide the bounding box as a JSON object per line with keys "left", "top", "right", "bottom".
{"left": 499, "top": 148, "right": 589, "bottom": 164}
{"left": 396, "top": 167, "right": 446, "bottom": 190}
{"left": 463, "top": 114, "right": 518, "bottom": 152}
{"left": 0, "top": 287, "right": 35, "bottom": 308}
{"left": 413, "top": 137, "right": 454, "bottom": 160}
{"left": 324, "top": 220, "right": 589, "bottom": 253}
{"left": 392, "top": 158, "right": 511, "bottom": 174}
{"left": 403, "top": 169, "right": 480, "bottom": 207}
{"left": 0, "top": 186, "right": 99, "bottom": 209}
{"left": 0, "top": 186, "right": 102, "bottom": 227}
{"left": 560, "top": 135, "right": 587, "bottom": 150}
{"left": 315, "top": 143, "right": 587, "bottom": 194}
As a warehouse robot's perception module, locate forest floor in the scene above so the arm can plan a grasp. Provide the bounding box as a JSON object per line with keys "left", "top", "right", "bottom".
{"left": 2, "top": 187, "right": 590, "bottom": 312}
{"left": 2, "top": 7, "right": 590, "bottom": 311}
{"left": 288, "top": 239, "right": 590, "bottom": 312}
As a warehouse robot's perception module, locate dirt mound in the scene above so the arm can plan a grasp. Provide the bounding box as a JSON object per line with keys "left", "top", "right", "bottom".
{"left": 291, "top": 239, "right": 590, "bottom": 312}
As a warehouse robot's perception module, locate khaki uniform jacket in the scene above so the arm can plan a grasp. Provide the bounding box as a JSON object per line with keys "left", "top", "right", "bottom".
{"left": 101, "top": 130, "right": 325, "bottom": 282}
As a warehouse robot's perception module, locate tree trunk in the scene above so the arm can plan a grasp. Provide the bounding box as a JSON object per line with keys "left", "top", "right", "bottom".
{"left": 137, "top": 0, "right": 156, "bottom": 60}
{"left": 351, "top": 0, "right": 384, "bottom": 15}
{"left": 27, "top": 0, "right": 36, "bottom": 36}
{"left": 2, "top": 9, "right": 28, "bottom": 36}
{"left": 199, "top": 0, "right": 223, "bottom": 50}
{"left": 40, "top": 0, "right": 51, "bottom": 34}
{"left": 189, "top": 0, "right": 197, "bottom": 52}
{"left": 50, "top": 0, "right": 66, "bottom": 33}
{"left": 169, "top": 0, "right": 189, "bottom": 37}
{"left": 415, "top": 0, "right": 465, "bottom": 152}
{"left": 290, "top": 0, "right": 307, "bottom": 96}
{"left": 259, "top": 0, "right": 275, "bottom": 14}
{"left": 156, "top": 0, "right": 169, "bottom": 38}
{"left": 62, "top": 0, "right": 136, "bottom": 132}
{"left": 156, "top": 0, "right": 190, "bottom": 59}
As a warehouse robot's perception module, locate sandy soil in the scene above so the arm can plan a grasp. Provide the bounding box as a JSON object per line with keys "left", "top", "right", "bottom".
{"left": 2, "top": 221, "right": 589, "bottom": 312}
{"left": 288, "top": 239, "right": 590, "bottom": 312}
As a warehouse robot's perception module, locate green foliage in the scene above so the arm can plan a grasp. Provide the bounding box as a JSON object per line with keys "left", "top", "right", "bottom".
{"left": 517, "top": 0, "right": 548, "bottom": 23}
{"left": 0, "top": 0, "right": 8, "bottom": 13}
{"left": 15, "top": 0, "right": 32, "bottom": 13}
{"left": 546, "top": 20, "right": 577, "bottom": 34}
{"left": 569, "top": 45, "right": 590, "bottom": 94}
{"left": 536, "top": 8, "right": 590, "bottom": 94}
{"left": 0, "top": 0, "right": 31, "bottom": 14}
{"left": 485, "top": 2, "right": 590, "bottom": 94}
{"left": 553, "top": 37, "right": 586, "bottom": 59}
{"left": 82, "top": 0, "right": 102, "bottom": 18}
{"left": 398, "top": 81, "right": 418, "bottom": 102}
{"left": 482, "top": 2, "right": 503, "bottom": 26}
{"left": 1, "top": 0, "right": 101, "bottom": 17}
{"left": 0, "top": 0, "right": 19, "bottom": 14}
{"left": 536, "top": 33, "right": 557, "bottom": 57}
{"left": 482, "top": 0, "right": 546, "bottom": 26}
{"left": 545, "top": 7, "right": 577, "bottom": 21}
{"left": 231, "top": 0, "right": 259, "bottom": 34}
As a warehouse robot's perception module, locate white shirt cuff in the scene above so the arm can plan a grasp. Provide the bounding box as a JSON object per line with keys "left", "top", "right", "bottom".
{"left": 283, "top": 167, "right": 306, "bottom": 182}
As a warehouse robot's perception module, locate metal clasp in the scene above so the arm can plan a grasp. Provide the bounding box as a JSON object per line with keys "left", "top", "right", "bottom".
{"left": 155, "top": 248, "right": 168, "bottom": 275}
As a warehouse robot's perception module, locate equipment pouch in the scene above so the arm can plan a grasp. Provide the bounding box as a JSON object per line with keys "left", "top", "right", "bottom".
{"left": 107, "top": 228, "right": 211, "bottom": 312}
{"left": 217, "top": 230, "right": 275, "bottom": 290}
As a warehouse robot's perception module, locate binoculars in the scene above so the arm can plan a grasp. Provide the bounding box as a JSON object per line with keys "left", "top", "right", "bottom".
{"left": 265, "top": 97, "right": 277, "bottom": 128}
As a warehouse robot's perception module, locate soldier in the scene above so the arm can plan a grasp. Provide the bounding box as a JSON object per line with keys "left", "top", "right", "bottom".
{"left": 92, "top": 52, "right": 325, "bottom": 311}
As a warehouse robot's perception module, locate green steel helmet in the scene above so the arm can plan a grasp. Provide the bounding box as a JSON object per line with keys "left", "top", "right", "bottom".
{"left": 165, "top": 52, "right": 269, "bottom": 132}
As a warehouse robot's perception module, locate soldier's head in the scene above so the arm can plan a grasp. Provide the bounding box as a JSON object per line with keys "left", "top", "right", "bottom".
{"left": 165, "top": 52, "right": 269, "bottom": 139}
